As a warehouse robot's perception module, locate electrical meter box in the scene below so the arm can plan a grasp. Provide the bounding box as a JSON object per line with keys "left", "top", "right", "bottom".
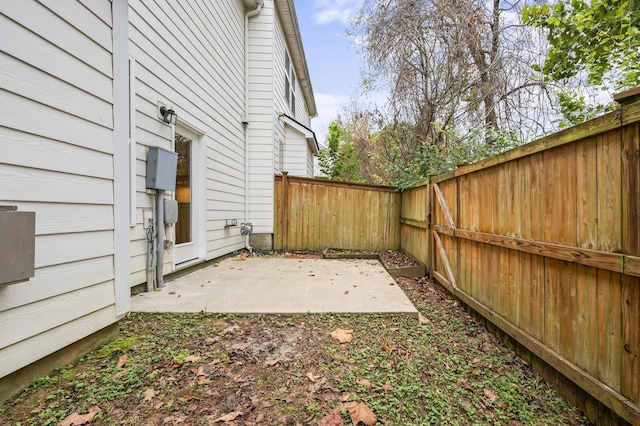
{"left": 0, "top": 206, "right": 35, "bottom": 286}
{"left": 146, "top": 146, "right": 177, "bottom": 191}
{"left": 164, "top": 199, "right": 178, "bottom": 224}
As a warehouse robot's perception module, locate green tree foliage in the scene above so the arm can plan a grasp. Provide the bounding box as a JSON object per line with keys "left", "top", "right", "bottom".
{"left": 377, "top": 124, "right": 520, "bottom": 189}
{"left": 523, "top": 0, "right": 640, "bottom": 88}
{"left": 523, "top": 0, "right": 640, "bottom": 125}
{"left": 316, "top": 121, "right": 362, "bottom": 182}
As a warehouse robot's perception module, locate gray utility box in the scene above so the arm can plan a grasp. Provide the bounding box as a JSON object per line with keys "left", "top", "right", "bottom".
{"left": 0, "top": 206, "right": 36, "bottom": 286}
{"left": 146, "top": 146, "right": 177, "bottom": 191}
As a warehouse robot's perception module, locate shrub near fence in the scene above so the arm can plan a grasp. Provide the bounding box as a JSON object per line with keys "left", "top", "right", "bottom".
{"left": 274, "top": 97, "right": 639, "bottom": 424}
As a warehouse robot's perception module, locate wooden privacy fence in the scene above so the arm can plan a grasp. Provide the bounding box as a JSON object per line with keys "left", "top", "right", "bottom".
{"left": 405, "top": 100, "right": 639, "bottom": 424}
{"left": 274, "top": 98, "right": 639, "bottom": 423}
{"left": 274, "top": 173, "right": 401, "bottom": 251}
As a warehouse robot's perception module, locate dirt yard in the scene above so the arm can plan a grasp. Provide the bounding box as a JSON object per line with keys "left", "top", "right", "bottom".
{"left": 0, "top": 252, "right": 587, "bottom": 425}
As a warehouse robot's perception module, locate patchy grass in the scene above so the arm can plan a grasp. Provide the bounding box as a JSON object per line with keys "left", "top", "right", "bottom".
{"left": 0, "top": 274, "right": 587, "bottom": 425}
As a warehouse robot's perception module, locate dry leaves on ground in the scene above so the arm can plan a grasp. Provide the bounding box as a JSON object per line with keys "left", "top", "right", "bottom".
{"left": 142, "top": 388, "right": 156, "bottom": 402}
{"left": 341, "top": 401, "right": 377, "bottom": 425}
{"left": 115, "top": 354, "right": 128, "bottom": 368}
{"left": 483, "top": 387, "right": 498, "bottom": 403}
{"left": 214, "top": 411, "right": 242, "bottom": 422}
{"left": 356, "top": 378, "right": 373, "bottom": 389}
{"left": 317, "top": 409, "right": 344, "bottom": 426}
{"left": 329, "top": 328, "right": 353, "bottom": 343}
{"left": 59, "top": 406, "right": 100, "bottom": 426}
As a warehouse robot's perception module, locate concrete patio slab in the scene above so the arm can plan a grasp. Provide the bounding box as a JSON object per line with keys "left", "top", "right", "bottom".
{"left": 131, "top": 257, "right": 418, "bottom": 315}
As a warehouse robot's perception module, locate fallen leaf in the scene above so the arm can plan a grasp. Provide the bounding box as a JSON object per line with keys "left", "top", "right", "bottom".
{"left": 232, "top": 342, "right": 251, "bottom": 351}
{"left": 112, "top": 368, "right": 130, "bottom": 379}
{"left": 347, "top": 358, "right": 356, "bottom": 364}
{"left": 498, "top": 402, "right": 508, "bottom": 410}
{"left": 184, "top": 354, "right": 201, "bottom": 363}
{"left": 306, "top": 372, "right": 320, "bottom": 382}
{"left": 143, "top": 388, "right": 156, "bottom": 402}
{"left": 181, "top": 395, "right": 199, "bottom": 401}
{"left": 264, "top": 358, "right": 283, "bottom": 366}
{"left": 382, "top": 344, "right": 397, "bottom": 352}
{"left": 381, "top": 381, "right": 392, "bottom": 392}
{"left": 233, "top": 373, "right": 249, "bottom": 382}
{"left": 418, "top": 313, "right": 431, "bottom": 324}
{"left": 116, "top": 354, "right": 129, "bottom": 368}
{"left": 483, "top": 387, "right": 498, "bottom": 403}
{"left": 329, "top": 328, "right": 354, "bottom": 343}
{"left": 356, "top": 378, "right": 372, "bottom": 388}
{"left": 389, "top": 282, "right": 395, "bottom": 286}
{"left": 168, "top": 291, "right": 176, "bottom": 295}
{"left": 59, "top": 406, "right": 100, "bottom": 426}
{"left": 223, "top": 325, "right": 239, "bottom": 334}
{"left": 341, "top": 401, "right": 377, "bottom": 426}
{"left": 214, "top": 411, "right": 242, "bottom": 422}
{"left": 318, "top": 409, "right": 344, "bottom": 426}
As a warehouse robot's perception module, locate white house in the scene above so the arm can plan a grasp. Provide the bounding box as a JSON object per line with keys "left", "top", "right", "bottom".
{"left": 0, "top": 0, "right": 317, "bottom": 401}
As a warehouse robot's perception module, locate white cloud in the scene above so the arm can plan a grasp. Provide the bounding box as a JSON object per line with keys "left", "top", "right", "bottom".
{"left": 311, "top": 92, "right": 350, "bottom": 146}
{"left": 312, "top": 0, "right": 362, "bottom": 25}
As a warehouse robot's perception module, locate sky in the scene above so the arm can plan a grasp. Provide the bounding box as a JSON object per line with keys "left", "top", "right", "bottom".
{"left": 292, "top": 0, "right": 365, "bottom": 145}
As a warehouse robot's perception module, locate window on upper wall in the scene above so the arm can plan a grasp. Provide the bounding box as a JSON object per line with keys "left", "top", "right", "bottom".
{"left": 285, "top": 52, "right": 296, "bottom": 117}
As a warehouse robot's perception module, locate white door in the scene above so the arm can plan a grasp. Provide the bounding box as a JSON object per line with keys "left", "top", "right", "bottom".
{"left": 174, "top": 125, "right": 203, "bottom": 265}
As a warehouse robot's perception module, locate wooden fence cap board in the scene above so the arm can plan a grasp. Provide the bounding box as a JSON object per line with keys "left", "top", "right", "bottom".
{"left": 276, "top": 174, "right": 399, "bottom": 192}
{"left": 614, "top": 86, "right": 640, "bottom": 106}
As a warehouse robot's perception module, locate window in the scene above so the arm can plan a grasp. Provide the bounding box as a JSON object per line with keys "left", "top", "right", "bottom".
{"left": 284, "top": 52, "right": 295, "bottom": 117}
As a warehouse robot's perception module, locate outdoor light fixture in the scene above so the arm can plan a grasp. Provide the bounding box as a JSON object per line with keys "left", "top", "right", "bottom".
{"left": 159, "top": 106, "right": 177, "bottom": 125}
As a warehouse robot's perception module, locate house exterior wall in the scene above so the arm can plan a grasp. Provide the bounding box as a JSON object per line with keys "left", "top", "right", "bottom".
{"left": 128, "top": 0, "right": 248, "bottom": 284}
{"left": 249, "top": 0, "right": 316, "bottom": 234}
{"left": 247, "top": 1, "right": 276, "bottom": 235}
{"left": 283, "top": 126, "right": 311, "bottom": 177}
{"left": 307, "top": 144, "right": 315, "bottom": 177}
{"left": 0, "top": 0, "right": 118, "bottom": 378}
{"left": 0, "top": 0, "right": 316, "bottom": 386}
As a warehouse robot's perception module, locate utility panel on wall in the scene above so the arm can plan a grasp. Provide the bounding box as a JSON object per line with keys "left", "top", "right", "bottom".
{"left": 146, "top": 146, "right": 178, "bottom": 191}
{"left": 0, "top": 206, "right": 35, "bottom": 286}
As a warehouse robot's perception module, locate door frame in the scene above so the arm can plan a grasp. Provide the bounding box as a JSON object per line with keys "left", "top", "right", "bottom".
{"left": 172, "top": 120, "right": 206, "bottom": 268}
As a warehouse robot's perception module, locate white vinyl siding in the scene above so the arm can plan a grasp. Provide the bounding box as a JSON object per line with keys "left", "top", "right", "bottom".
{"left": 0, "top": 0, "right": 117, "bottom": 378}
{"left": 283, "top": 125, "right": 310, "bottom": 177}
{"left": 307, "top": 146, "right": 315, "bottom": 177}
{"left": 247, "top": 1, "right": 276, "bottom": 234}
{"left": 128, "top": 0, "right": 248, "bottom": 281}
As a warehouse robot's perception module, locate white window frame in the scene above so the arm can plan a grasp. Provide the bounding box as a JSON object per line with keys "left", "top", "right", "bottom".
{"left": 285, "top": 52, "right": 296, "bottom": 117}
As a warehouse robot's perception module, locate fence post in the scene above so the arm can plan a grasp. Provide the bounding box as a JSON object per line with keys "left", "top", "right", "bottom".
{"left": 281, "top": 172, "right": 289, "bottom": 250}
{"left": 428, "top": 181, "right": 435, "bottom": 279}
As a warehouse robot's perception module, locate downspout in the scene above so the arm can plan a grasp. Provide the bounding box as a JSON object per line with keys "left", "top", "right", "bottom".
{"left": 243, "top": 0, "right": 263, "bottom": 253}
